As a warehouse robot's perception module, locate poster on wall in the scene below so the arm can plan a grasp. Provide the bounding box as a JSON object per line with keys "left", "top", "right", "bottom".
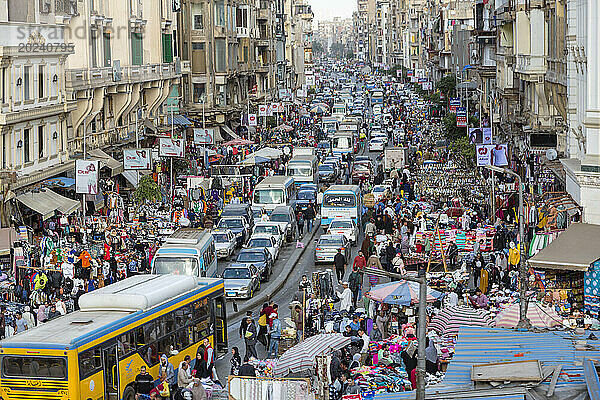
{"left": 468, "top": 127, "right": 492, "bottom": 144}
{"left": 159, "top": 138, "right": 185, "bottom": 157}
{"left": 123, "top": 149, "right": 152, "bottom": 170}
{"left": 76, "top": 160, "right": 99, "bottom": 195}
{"left": 194, "top": 128, "right": 214, "bottom": 145}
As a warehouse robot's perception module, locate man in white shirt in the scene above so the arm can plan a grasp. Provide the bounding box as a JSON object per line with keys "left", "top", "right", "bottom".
{"left": 358, "top": 329, "right": 370, "bottom": 365}
{"left": 444, "top": 291, "right": 459, "bottom": 307}
{"left": 337, "top": 283, "right": 353, "bottom": 312}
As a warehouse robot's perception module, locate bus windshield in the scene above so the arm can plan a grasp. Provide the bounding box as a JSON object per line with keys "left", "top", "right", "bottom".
{"left": 153, "top": 257, "right": 199, "bottom": 275}
{"left": 288, "top": 165, "right": 312, "bottom": 177}
{"left": 253, "top": 189, "right": 284, "bottom": 204}
{"left": 333, "top": 137, "right": 351, "bottom": 149}
{"left": 323, "top": 194, "right": 356, "bottom": 207}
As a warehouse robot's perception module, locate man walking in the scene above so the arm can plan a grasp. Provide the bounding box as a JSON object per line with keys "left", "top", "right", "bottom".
{"left": 334, "top": 249, "right": 346, "bottom": 283}
{"left": 239, "top": 311, "right": 252, "bottom": 339}
{"left": 348, "top": 266, "right": 363, "bottom": 308}
{"left": 244, "top": 316, "right": 258, "bottom": 359}
{"left": 134, "top": 365, "right": 154, "bottom": 399}
{"left": 268, "top": 313, "right": 281, "bottom": 358}
{"left": 304, "top": 203, "right": 316, "bottom": 233}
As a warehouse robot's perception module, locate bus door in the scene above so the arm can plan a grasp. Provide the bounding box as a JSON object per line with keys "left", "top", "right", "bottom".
{"left": 213, "top": 296, "right": 228, "bottom": 356}
{"left": 102, "top": 341, "right": 119, "bottom": 400}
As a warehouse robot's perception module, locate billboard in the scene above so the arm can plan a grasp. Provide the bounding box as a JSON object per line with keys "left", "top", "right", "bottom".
{"left": 476, "top": 144, "right": 509, "bottom": 167}
{"left": 271, "top": 103, "right": 284, "bottom": 113}
{"left": 123, "top": 149, "right": 152, "bottom": 170}
{"left": 456, "top": 107, "right": 467, "bottom": 127}
{"left": 194, "top": 128, "right": 215, "bottom": 145}
{"left": 159, "top": 138, "right": 185, "bottom": 157}
{"left": 468, "top": 127, "right": 492, "bottom": 144}
{"left": 76, "top": 160, "right": 99, "bottom": 195}
{"left": 449, "top": 98, "right": 461, "bottom": 112}
{"left": 258, "top": 105, "right": 270, "bottom": 117}
{"left": 248, "top": 114, "right": 258, "bottom": 126}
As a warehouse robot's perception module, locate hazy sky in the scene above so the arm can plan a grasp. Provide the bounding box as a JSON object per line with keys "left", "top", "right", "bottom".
{"left": 308, "top": 0, "right": 357, "bottom": 22}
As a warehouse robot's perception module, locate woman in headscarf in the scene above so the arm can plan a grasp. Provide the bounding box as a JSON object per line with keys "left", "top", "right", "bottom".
{"left": 37, "top": 304, "right": 47, "bottom": 324}
{"left": 190, "top": 347, "right": 206, "bottom": 379}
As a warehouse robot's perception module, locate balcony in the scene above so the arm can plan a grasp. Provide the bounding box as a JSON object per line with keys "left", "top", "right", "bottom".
{"left": 514, "top": 54, "right": 547, "bottom": 76}
{"left": 0, "top": 102, "right": 76, "bottom": 125}
{"left": 65, "top": 63, "right": 179, "bottom": 91}
{"left": 258, "top": 9, "right": 270, "bottom": 20}
{"left": 257, "top": 39, "right": 270, "bottom": 47}
{"left": 236, "top": 27, "right": 249, "bottom": 38}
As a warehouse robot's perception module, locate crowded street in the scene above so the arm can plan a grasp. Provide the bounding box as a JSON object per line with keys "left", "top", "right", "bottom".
{"left": 1, "top": 1, "right": 600, "bottom": 400}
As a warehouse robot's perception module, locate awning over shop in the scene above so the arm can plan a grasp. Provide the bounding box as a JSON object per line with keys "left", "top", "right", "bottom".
{"left": 16, "top": 188, "right": 81, "bottom": 220}
{"left": 254, "top": 147, "right": 283, "bottom": 160}
{"left": 528, "top": 223, "right": 600, "bottom": 271}
{"left": 88, "top": 149, "right": 123, "bottom": 177}
{"left": 143, "top": 118, "right": 157, "bottom": 133}
{"left": 221, "top": 125, "right": 240, "bottom": 140}
{"left": 167, "top": 115, "right": 192, "bottom": 126}
{"left": 0, "top": 228, "right": 17, "bottom": 256}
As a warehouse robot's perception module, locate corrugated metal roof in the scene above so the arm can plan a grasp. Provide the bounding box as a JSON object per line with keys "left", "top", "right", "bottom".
{"left": 373, "top": 327, "right": 600, "bottom": 400}
{"left": 375, "top": 393, "right": 526, "bottom": 400}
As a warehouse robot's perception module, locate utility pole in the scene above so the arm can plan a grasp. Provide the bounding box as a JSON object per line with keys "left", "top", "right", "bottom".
{"left": 363, "top": 267, "right": 428, "bottom": 400}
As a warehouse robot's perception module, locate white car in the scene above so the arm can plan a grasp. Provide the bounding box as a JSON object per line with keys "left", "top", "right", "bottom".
{"left": 327, "top": 218, "right": 359, "bottom": 245}
{"left": 246, "top": 234, "right": 280, "bottom": 260}
{"left": 372, "top": 185, "right": 392, "bottom": 202}
{"left": 252, "top": 222, "right": 285, "bottom": 247}
{"left": 212, "top": 229, "right": 236, "bottom": 260}
{"left": 369, "top": 138, "right": 385, "bottom": 151}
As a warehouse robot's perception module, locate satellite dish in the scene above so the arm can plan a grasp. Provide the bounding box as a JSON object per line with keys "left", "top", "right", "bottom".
{"left": 545, "top": 148, "right": 558, "bottom": 161}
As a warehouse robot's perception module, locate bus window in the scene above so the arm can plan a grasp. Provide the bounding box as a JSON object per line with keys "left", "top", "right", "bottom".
{"left": 174, "top": 329, "right": 191, "bottom": 350}
{"left": 174, "top": 305, "right": 193, "bottom": 327}
{"left": 78, "top": 348, "right": 102, "bottom": 379}
{"left": 118, "top": 331, "right": 135, "bottom": 358}
{"left": 156, "top": 314, "right": 176, "bottom": 338}
{"left": 194, "top": 319, "right": 211, "bottom": 342}
{"left": 3, "top": 356, "right": 67, "bottom": 380}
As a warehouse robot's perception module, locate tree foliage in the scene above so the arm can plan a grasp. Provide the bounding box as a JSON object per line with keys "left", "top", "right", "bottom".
{"left": 134, "top": 175, "right": 161, "bottom": 204}
{"left": 437, "top": 74, "right": 457, "bottom": 99}
{"left": 312, "top": 41, "right": 324, "bottom": 56}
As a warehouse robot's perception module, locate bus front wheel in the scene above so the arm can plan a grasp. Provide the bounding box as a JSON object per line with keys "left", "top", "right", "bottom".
{"left": 123, "top": 386, "right": 136, "bottom": 400}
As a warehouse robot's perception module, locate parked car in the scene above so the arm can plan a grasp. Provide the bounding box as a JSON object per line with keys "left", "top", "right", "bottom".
{"left": 222, "top": 264, "right": 260, "bottom": 299}
{"left": 314, "top": 234, "right": 350, "bottom": 264}
{"left": 216, "top": 217, "right": 250, "bottom": 246}
{"left": 327, "top": 218, "right": 359, "bottom": 245}
{"left": 270, "top": 206, "right": 298, "bottom": 242}
{"left": 235, "top": 248, "right": 273, "bottom": 282}
{"left": 252, "top": 222, "right": 285, "bottom": 247}
{"left": 246, "top": 234, "right": 280, "bottom": 260}
{"left": 212, "top": 229, "right": 236, "bottom": 260}
{"left": 318, "top": 163, "right": 338, "bottom": 183}
{"left": 372, "top": 185, "right": 392, "bottom": 202}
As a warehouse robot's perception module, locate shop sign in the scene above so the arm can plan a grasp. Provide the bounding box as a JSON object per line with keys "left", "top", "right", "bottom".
{"left": 76, "top": 159, "right": 99, "bottom": 195}
{"left": 449, "top": 98, "right": 461, "bottom": 112}
{"left": 456, "top": 107, "right": 467, "bottom": 127}
{"left": 159, "top": 138, "right": 185, "bottom": 157}
{"left": 194, "top": 128, "right": 214, "bottom": 145}
{"left": 123, "top": 149, "right": 152, "bottom": 170}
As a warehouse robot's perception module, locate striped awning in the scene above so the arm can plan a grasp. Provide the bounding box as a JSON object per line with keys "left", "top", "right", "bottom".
{"left": 429, "top": 305, "right": 495, "bottom": 337}
{"left": 273, "top": 333, "right": 350, "bottom": 377}
{"left": 494, "top": 302, "right": 562, "bottom": 329}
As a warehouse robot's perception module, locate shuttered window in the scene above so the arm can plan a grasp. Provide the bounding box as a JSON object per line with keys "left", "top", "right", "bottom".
{"left": 131, "top": 33, "right": 143, "bottom": 65}
{"left": 162, "top": 33, "right": 173, "bottom": 63}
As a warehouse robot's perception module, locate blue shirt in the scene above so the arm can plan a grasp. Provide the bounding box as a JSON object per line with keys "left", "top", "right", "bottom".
{"left": 349, "top": 320, "right": 360, "bottom": 331}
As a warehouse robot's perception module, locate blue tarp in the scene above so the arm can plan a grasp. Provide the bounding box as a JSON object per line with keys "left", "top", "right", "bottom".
{"left": 167, "top": 115, "right": 192, "bottom": 126}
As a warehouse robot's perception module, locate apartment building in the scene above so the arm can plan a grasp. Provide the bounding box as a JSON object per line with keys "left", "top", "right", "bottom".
{"left": 0, "top": 0, "right": 75, "bottom": 190}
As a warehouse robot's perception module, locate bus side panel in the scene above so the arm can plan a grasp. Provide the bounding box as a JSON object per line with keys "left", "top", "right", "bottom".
{"left": 80, "top": 369, "right": 104, "bottom": 400}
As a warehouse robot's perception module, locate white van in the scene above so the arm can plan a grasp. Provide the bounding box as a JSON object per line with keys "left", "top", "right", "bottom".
{"left": 252, "top": 176, "right": 296, "bottom": 215}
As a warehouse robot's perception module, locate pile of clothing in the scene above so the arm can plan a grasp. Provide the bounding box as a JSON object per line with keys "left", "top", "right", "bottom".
{"left": 352, "top": 365, "right": 411, "bottom": 393}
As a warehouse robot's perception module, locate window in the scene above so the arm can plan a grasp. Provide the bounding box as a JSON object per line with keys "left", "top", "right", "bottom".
{"left": 38, "top": 65, "right": 44, "bottom": 99}
{"left": 236, "top": 7, "right": 248, "bottom": 28}
{"left": 214, "top": 1, "right": 225, "bottom": 26}
{"left": 78, "top": 348, "right": 101, "bottom": 379}
{"left": 193, "top": 83, "right": 205, "bottom": 103}
{"left": 38, "top": 125, "right": 44, "bottom": 159}
{"left": 131, "top": 33, "right": 143, "bottom": 65}
{"left": 191, "top": 42, "right": 206, "bottom": 74}
{"left": 162, "top": 33, "right": 173, "bottom": 63}
{"left": 2, "top": 356, "right": 67, "bottom": 380}
{"left": 23, "top": 128, "right": 30, "bottom": 163}
{"left": 118, "top": 331, "right": 135, "bottom": 358}
{"left": 103, "top": 33, "right": 112, "bottom": 67}
{"left": 1, "top": 67, "right": 5, "bottom": 103}
{"left": 216, "top": 84, "right": 226, "bottom": 107}
{"left": 192, "top": 3, "right": 204, "bottom": 29}
{"left": 242, "top": 45, "right": 248, "bottom": 63}
{"left": 90, "top": 30, "right": 97, "bottom": 68}
{"left": 23, "top": 66, "right": 31, "bottom": 101}
{"left": 215, "top": 39, "right": 226, "bottom": 72}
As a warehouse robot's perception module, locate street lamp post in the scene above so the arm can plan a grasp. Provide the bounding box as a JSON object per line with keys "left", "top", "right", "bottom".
{"left": 484, "top": 165, "right": 531, "bottom": 329}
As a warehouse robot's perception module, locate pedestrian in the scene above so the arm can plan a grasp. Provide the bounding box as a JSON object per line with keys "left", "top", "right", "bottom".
{"left": 292, "top": 305, "right": 304, "bottom": 341}
{"left": 244, "top": 316, "right": 258, "bottom": 359}
{"left": 348, "top": 266, "right": 363, "bottom": 308}
{"left": 447, "top": 241, "right": 458, "bottom": 269}
{"left": 425, "top": 337, "right": 440, "bottom": 374}
{"left": 158, "top": 354, "right": 176, "bottom": 394}
{"left": 365, "top": 219, "right": 376, "bottom": 237}
{"left": 268, "top": 313, "right": 281, "bottom": 358}
{"left": 190, "top": 350, "right": 205, "bottom": 379}
{"left": 22, "top": 306, "right": 35, "bottom": 329}
{"left": 203, "top": 338, "right": 218, "bottom": 383}
{"left": 134, "top": 365, "right": 154, "bottom": 399}
{"left": 258, "top": 303, "right": 271, "bottom": 348}
{"left": 334, "top": 248, "right": 346, "bottom": 282}
{"left": 297, "top": 210, "right": 305, "bottom": 236}
{"left": 177, "top": 361, "right": 194, "bottom": 389}
{"left": 230, "top": 347, "right": 242, "bottom": 375}
{"left": 37, "top": 304, "right": 47, "bottom": 324}
{"left": 239, "top": 356, "right": 256, "bottom": 377}
{"left": 14, "top": 312, "right": 28, "bottom": 334}
{"left": 47, "top": 304, "right": 61, "bottom": 321}
{"left": 352, "top": 250, "right": 367, "bottom": 270}
{"left": 376, "top": 311, "right": 389, "bottom": 339}
{"left": 336, "top": 282, "right": 353, "bottom": 313}
{"left": 358, "top": 328, "right": 370, "bottom": 365}
{"left": 370, "top": 323, "right": 383, "bottom": 341}
{"left": 305, "top": 203, "right": 316, "bottom": 232}
{"left": 239, "top": 311, "right": 252, "bottom": 339}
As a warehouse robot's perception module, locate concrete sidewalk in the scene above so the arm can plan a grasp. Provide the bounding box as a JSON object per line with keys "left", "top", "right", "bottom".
{"left": 227, "top": 221, "right": 321, "bottom": 321}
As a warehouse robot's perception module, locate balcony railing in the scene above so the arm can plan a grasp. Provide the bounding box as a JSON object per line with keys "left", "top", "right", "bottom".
{"left": 66, "top": 63, "right": 179, "bottom": 91}
{"left": 514, "top": 54, "right": 547, "bottom": 75}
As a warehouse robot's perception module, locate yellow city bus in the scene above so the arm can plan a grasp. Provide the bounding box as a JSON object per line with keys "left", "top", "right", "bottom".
{"left": 0, "top": 275, "right": 227, "bottom": 400}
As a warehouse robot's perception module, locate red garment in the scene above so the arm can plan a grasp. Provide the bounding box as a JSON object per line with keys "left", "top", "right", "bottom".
{"left": 353, "top": 255, "right": 366, "bottom": 269}
{"left": 261, "top": 306, "right": 275, "bottom": 326}
{"left": 103, "top": 243, "right": 111, "bottom": 261}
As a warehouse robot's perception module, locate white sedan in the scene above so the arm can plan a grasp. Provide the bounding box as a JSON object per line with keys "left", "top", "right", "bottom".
{"left": 327, "top": 218, "right": 359, "bottom": 245}
{"left": 369, "top": 138, "right": 385, "bottom": 152}
{"left": 246, "top": 234, "right": 281, "bottom": 261}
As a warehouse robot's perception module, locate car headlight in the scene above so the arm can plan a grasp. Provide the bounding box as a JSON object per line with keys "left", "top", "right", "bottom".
{"left": 241, "top": 286, "right": 248, "bottom": 291}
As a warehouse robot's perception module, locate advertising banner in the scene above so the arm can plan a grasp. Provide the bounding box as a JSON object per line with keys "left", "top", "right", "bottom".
{"left": 248, "top": 114, "right": 258, "bottom": 126}
{"left": 456, "top": 107, "right": 467, "bottom": 127}
{"left": 194, "top": 128, "right": 215, "bottom": 145}
{"left": 278, "top": 89, "right": 292, "bottom": 102}
{"left": 449, "top": 98, "right": 461, "bottom": 112}
{"left": 407, "top": 70, "right": 414, "bottom": 77}
{"left": 258, "top": 105, "right": 268, "bottom": 117}
{"left": 476, "top": 144, "right": 509, "bottom": 166}
{"left": 123, "top": 149, "right": 152, "bottom": 170}
{"left": 76, "top": 160, "right": 99, "bottom": 195}
{"left": 271, "top": 103, "right": 284, "bottom": 113}
{"left": 159, "top": 138, "right": 185, "bottom": 157}
{"left": 468, "top": 127, "right": 492, "bottom": 144}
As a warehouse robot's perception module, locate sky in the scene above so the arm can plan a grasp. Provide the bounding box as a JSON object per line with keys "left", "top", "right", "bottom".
{"left": 308, "top": 0, "right": 357, "bottom": 22}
